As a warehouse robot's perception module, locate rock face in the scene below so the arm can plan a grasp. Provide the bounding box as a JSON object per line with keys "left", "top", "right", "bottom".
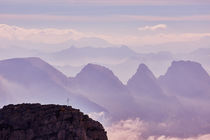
{"left": 0, "top": 104, "right": 108, "bottom": 140}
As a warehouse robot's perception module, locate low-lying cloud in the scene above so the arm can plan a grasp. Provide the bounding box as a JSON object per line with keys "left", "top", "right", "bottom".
{"left": 106, "top": 118, "right": 210, "bottom": 140}
{"left": 148, "top": 134, "right": 210, "bottom": 140}
{"left": 106, "top": 118, "right": 147, "bottom": 140}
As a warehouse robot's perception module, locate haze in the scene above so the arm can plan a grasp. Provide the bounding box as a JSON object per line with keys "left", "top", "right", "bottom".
{"left": 1, "top": 0, "right": 210, "bottom": 140}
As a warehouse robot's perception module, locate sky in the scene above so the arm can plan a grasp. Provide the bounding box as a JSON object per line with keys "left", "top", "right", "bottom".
{"left": 0, "top": 0, "right": 210, "bottom": 53}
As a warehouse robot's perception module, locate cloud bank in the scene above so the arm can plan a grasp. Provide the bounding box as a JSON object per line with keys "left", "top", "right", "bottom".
{"left": 148, "top": 134, "right": 210, "bottom": 140}
{"left": 106, "top": 118, "right": 146, "bottom": 140}
{"left": 0, "top": 24, "right": 210, "bottom": 53}
{"left": 106, "top": 118, "right": 210, "bottom": 140}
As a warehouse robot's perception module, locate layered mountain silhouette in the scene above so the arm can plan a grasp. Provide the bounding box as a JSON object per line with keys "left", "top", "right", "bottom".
{"left": 159, "top": 60, "right": 210, "bottom": 98}
{"left": 1, "top": 57, "right": 210, "bottom": 137}
{"left": 126, "top": 64, "right": 181, "bottom": 122}
{"left": 51, "top": 46, "right": 138, "bottom": 60}
{"left": 0, "top": 57, "right": 106, "bottom": 113}
{"left": 69, "top": 63, "right": 139, "bottom": 120}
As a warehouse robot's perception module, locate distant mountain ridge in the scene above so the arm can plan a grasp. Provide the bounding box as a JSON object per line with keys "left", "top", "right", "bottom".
{"left": 50, "top": 45, "right": 138, "bottom": 60}
{"left": 0, "top": 57, "right": 106, "bottom": 113}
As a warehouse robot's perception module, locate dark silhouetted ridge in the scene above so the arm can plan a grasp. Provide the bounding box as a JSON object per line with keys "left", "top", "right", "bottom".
{"left": 0, "top": 104, "right": 108, "bottom": 140}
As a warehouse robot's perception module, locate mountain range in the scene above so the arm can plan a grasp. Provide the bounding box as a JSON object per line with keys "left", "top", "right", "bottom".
{"left": 0, "top": 58, "right": 106, "bottom": 113}
{"left": 1, "top": 57, "right": 210, "bottom": 137}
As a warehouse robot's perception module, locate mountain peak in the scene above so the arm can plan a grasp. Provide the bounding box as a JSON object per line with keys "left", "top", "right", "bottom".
{"left": 163, "top": 60, "right": 209, "bottom": 80}
{"left": 134, "top": 63, "right": 156, "bottom": 80}
{"left": 127, "top": 63, "right": 163, "bottom": 97}
{"left": 137, "top": 63, "right": 150, "bottom": 72}
{"left": 159, "top": 60, "right": 210, "bottom": 98}
{"left": 77, "top": 63, "right": 115, "bottom": 78}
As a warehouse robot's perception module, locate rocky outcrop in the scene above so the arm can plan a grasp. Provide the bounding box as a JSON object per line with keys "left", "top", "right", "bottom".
{"left": 0, "top": 104, "right": 108, "bottom": 140}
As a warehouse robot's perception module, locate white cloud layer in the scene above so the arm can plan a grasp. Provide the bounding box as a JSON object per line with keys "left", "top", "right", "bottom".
{"left": 0, "top": 24, "right": 210, "bottom": 52}
{"left": 0, "top": 24, "right": 85, "bottom": 44}
{"left": 106, "top": 118, "right": 146, "bottom": 140}
{"left": 138, "top": 24, "right": 167, "bottom": 31}
{"left": 148, "top": 134, "right": 210, "bottom": 140}
{"left": 106, "top": 118, "right": 210, "bottom": 140}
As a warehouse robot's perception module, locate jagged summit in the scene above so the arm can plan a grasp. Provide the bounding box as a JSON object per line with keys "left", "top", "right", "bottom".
{"left": 127, "top": 63, "right": 164, "bottom": 97}
{"left": 136, "top": 64, "right": 156, "bottom": 80}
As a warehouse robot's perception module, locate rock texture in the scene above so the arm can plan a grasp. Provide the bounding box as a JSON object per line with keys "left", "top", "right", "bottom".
{"left": 0, "top": 104, "right": 108, "bottom": 140}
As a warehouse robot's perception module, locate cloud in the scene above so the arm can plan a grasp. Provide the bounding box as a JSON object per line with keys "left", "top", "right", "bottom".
{"left": 0, "top": 24, "right": 85, "bottom": 44}
{"left": 138, "top": 24, "right": 167, "bottom": 31}
{"left": 106, "top": 118, "right": 210, "bottom": 140}
{"left": 147, "top": 134, "right": 210, "bottom": 140}
{"left": 88, "top": 112, "right": 110, "bottom": 125}
{"left": 0, "top": 24, "right": 210, "bottom": 53}
{"left": 106, "top": 118, "right": 147, "bottom": 140}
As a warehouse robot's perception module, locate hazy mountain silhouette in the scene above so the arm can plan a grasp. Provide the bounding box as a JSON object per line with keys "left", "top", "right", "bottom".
{"left": 159, "top": 60, "right": 210, "bottom": 98}
{"left": 69, "top": 63, "right": 139, "bottom": 120}
{"left": 127, "top": 64, "right": 165, "bottom": 98}
{"left": 51, "top": 45, "right": 138, "bottom": 60}
{"left": 0, "top": 57, "right": 106, "bottom": 113}
{"left": 126, "top": 64, "right": 182, "bottom": 122}
{"left": 1, "top": 57, "right": 210, "bottom": 137}
{"left": 158, "top": 60, "right": 210, "bottom": 137}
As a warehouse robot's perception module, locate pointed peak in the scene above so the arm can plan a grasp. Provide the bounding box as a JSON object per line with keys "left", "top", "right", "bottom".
{"left": 127, "top": 63, "right": 156, "bottom": 84}
{"left": 129, "top": 63, "right": 157, "bottom": 82}
{"left": 137, "top": 63, "right": 151, "bottom": 73}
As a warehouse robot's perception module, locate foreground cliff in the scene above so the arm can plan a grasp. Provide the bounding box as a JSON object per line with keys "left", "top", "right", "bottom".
{"left": 0, "top": 104, "right": 108, "bottom": 140}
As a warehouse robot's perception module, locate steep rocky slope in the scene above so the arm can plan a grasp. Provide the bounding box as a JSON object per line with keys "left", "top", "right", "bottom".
{"left": 0, "top": 104, "right": 108, "bottom": 140}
